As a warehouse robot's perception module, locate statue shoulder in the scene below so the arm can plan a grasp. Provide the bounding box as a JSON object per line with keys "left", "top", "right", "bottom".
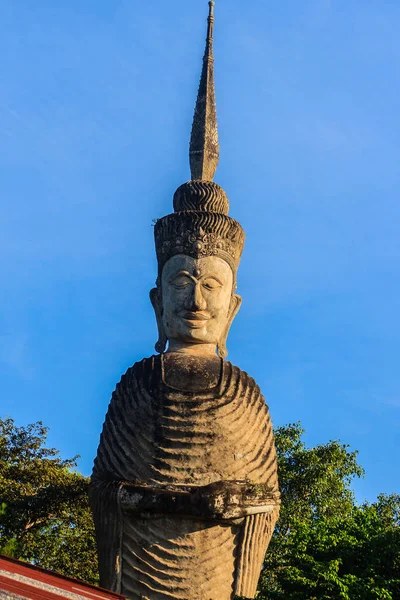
{"left": 115, "top": 355, "right": 161, "bottom": 391}
{"left": 224, "top": 360, "right": 269, "bottom": 405}
{"left": 225, "top": 360, "right": 260, "bottom": 390}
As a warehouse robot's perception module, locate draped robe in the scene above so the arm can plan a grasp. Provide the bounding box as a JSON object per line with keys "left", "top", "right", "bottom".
{"left": 90, "top": 353, "right": 279, "bottom": 600}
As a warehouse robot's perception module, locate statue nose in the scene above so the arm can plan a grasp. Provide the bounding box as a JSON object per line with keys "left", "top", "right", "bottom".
{"left": 188, "top": 282, "right": 207, "bottom": 311}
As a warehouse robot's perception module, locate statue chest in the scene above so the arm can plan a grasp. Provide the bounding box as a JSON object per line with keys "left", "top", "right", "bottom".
{"left": 146, "top": 387, "right": 248, "bottom": 485}
{"left": 128, "top": 356, "right": 267, "bottom": 485}
{"left": 107, "top": 355, "right": 272, "bottom": 487}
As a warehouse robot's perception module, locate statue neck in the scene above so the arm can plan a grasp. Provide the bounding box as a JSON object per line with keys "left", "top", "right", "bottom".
{"left": 166, "top": 340, "right": 217, "bottom": 357}
{"left": 160, "top": 352, "right": 223, "bottom": 393}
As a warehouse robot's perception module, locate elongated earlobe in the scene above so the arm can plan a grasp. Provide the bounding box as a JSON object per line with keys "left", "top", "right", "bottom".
{"left": 217, "top": 294, "right": 242, "bottom": 359}
{"left": 150, "top": 288, "right": 168, "bottom": 354}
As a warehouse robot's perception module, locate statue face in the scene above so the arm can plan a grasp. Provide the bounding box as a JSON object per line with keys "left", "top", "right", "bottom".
{"left": 160, "top": 254, "right": 235, "bottom": 351}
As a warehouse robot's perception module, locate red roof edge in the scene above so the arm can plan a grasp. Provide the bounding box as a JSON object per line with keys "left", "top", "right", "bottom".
{"left": 0, "top": 554, "right": 125, "bottom": 599}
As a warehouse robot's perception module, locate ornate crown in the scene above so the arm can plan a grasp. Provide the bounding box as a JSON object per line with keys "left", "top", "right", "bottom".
{"left": 155, "top": 187, "right": 245, "bottom": 274}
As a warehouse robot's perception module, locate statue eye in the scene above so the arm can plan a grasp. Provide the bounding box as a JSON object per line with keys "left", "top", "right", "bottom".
{"left": 170, "top": 276, "right": 192, "bottom": 289}
{"left": 202, "top": 278, "right": 222, "bottom": 290}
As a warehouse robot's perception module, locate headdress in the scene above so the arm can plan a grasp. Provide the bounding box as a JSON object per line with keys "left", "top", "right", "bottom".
{"left": 154, "top": 1, "right": 245, "bottom": 277}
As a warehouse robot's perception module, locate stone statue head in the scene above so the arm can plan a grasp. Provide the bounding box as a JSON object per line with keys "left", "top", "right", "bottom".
{"left": 150, "top": 254, "right": 241, "bottom": 358}
{"left": 151, "top": 181, "right": 245, "bottom": 358}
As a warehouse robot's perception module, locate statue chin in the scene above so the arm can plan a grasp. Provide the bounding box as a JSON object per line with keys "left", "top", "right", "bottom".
{"left": 166, "top": 331, "right": 218, "bottom": 349}
{"left": 166, "top": 327, "right": 213, "bottom": 344}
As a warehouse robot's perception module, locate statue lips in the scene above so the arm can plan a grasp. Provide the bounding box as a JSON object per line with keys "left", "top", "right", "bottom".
{"left": 180, "top": 311, "right": 211, "bottom": 329}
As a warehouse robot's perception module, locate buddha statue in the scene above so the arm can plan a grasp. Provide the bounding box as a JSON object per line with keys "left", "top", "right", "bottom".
{"left": 90, "top": 3, "right": 280, "bottom": 599}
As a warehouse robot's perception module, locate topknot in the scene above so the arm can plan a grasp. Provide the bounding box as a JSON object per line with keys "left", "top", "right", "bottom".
{"left": 173, "top": 181, "right": 229, "bottom": 215}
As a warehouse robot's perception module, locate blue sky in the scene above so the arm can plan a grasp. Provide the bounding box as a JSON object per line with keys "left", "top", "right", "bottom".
{"left": 1, "top": 0, "right": 399, "bottom": 502}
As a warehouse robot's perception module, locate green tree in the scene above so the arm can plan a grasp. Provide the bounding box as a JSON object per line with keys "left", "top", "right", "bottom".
{"left": 257, "top": 423, "right": 400, "bottom": 600}
{"left": 0, "top": 417, "right": 98, "bottom": 584}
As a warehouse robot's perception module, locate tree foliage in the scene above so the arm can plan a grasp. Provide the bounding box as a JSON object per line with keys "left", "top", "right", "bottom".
{"left": 0, "top": 417, "right": 98, "bottom": 584}
{"left": 1, "top": 417, "right": 399, "bottom": 598}
{"left": 257, "top": 423, "right": 400, "bottom": 600}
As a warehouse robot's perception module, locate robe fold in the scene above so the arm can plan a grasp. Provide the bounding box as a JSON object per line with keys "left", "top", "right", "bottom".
{"left": 90, "top": 353, "right": 279, "bottom": 600}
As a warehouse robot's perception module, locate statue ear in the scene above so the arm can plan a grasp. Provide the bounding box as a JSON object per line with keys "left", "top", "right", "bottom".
{"left": 150, "top": 287, "right": 168, "bottom": 354}
{"left": 217, "top": 294, "right": 242, "bottom": 359}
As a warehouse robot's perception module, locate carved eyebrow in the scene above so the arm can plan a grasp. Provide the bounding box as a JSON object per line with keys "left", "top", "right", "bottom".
{"left": 168, "top": 271, "right": 196, "bottom": 284}
{"left": 201, "top": 275, "right": 223, "bottom": 285}
{"left": 169, "top": 271, "right": 224, "bottom": 285}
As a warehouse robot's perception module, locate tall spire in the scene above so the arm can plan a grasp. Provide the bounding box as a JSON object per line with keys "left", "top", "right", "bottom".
{"left": 189, "top": 1, "right": 219, "bottom": 182}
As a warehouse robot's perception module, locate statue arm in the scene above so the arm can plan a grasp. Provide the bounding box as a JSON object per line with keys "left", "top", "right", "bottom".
{"left": 118, "top": 480, "right": 280, "bottom": 521}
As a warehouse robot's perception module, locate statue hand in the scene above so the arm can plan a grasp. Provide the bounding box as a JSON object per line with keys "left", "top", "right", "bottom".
{"left": 118, "top": 480, "right": 279, "bottom": 520}
{"left": 192, "top": 480, "right": 279, "bottom": 520}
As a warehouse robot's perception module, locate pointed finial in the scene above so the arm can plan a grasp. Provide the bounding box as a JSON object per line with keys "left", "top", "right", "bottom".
{"left": 189, "top": 1, "right": 219, "bottom": 181}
